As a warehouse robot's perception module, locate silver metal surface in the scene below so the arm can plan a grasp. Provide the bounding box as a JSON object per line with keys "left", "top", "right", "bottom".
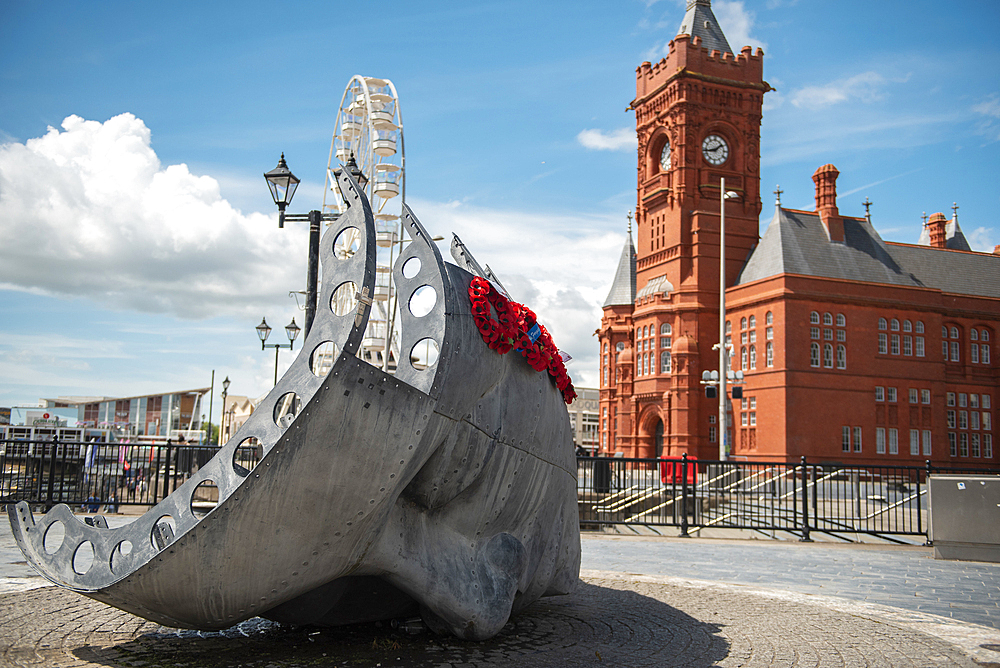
{"left": 9, "top": 171, "right": 580, "bottom": 640}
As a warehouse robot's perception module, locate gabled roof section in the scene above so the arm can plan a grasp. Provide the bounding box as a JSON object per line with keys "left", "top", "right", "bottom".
{"left": 677, "top": 0, "right": 733, "bottom": 56}
{"left": 604, "top": 231, "right": 636, "bottom": 308}
{"left": 736, "top": 207, "right": 1000, "bottom": 299}
{"left": 916, "top": 216, "right": 973, "bottom": 251}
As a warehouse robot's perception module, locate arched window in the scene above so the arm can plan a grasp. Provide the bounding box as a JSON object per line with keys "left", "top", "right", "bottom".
{"left": 878, "top": 318, "right": 887, "bottom": 330}
{"left": 951, "top": 327, "right": 959, "bottom": 339}
{"left": 836, "top": 345, "right": 846, "bottom": 369}
{"left": 903, "top": 320, "right": 912, "bottom": 332}
{"left": 983, "top": 330, "right": 990, "bottom": 342}
{"left": 915, "top": 321, "right": 924, "bottom": 333}
{"left": 749, "top": 315, "right": 756, "bottom": 328}
{"left": 661, "top": 323, "right": 671, "bottom": 335}
{"left": 823, "top": 313, "right": 833, "bottom": 326}
{"left": 661, "top": 351, "right": 671, "bottom": 373}
{"left": 603, "top": 342, "right": 608, "bottom": 352}
{"left": 824, "top": 343, "right": 834, "bottom": 368}
{"left": 726, "top": 320, "right": 732, "bottom": 334}
{"left": 971, "top": 329, "right": 979, "bottom": 341}
{"left": 741, "top": 347, "right": 748, "bottom": 370}
{"left": 766, "top": 311, "right": 773, "bottom": 325}
{"left": 891, "top": 318, "right": 900, "bottom": 331}
{"left": 643, "top": 325, "right": 648, "bottom": 337}
{"left": 811, "top": 311, "right": 820, "bottom": 324}
{"left": 810, "top": 343, "right": 820, "bottom": 367}
{"left": 766, "top": 342, "right": 774, "bottom": 367}
{"left": 749, "top": 344, "right": 757, "bottom": 370}
{"left": 836, "top": 313, "right": 845, "bottom": 327}
{"left": 741, "top": 317, "right": 747, "bottom": 330}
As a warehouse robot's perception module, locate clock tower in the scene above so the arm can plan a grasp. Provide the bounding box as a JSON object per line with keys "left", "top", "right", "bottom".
{"left": 598, "top": 0, "right": 769, "bottom": 459}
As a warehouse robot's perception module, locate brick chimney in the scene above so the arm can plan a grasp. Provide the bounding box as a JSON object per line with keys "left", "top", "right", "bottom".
{"left": 812, "top": 164, "right": 844, "bottom": 242}
{"left": 926, "top": 212, "right": 947, "bottom": 248}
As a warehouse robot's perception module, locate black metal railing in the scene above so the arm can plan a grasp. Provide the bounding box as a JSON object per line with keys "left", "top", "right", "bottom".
{"left": 577, "top": 454, "right": 1000, "bottom": 542}
{"left": 0, "top": 439, "right": 261, "bottom": 511}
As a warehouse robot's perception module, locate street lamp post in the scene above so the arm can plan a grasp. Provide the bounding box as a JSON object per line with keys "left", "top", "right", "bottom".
{"left": 717, "top": 177, "right": 739, "bottom": 460}
{"left": 257, "top": 317, "right": 301, "bottom": 386}
{"left": 219, "top": 376, "right": 230, "bottom": 446}
{"left": 264, "top": 153, "right": 367, "bottom": 338}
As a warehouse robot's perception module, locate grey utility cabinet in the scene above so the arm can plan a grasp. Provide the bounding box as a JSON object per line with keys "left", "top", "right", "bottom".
{"left": 928, "top": 475, "right": 1000, "bottom": 562}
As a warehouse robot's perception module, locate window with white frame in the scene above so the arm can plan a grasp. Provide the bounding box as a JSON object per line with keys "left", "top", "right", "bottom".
{"left": 903, "top": 336, "right": 912, "bottom": 356}
{"left": 749, "top": 344, "right": 757, "bottom": 370}
{"left": 878, "top": 333, "right": 887, "bottom": 354}
{"left": 853, "top": 427, "right": 862, "bottom": 452}
{"left": 836, "top": 345, "right": 846, "bottom": 369}
{"left": 811, "top": 327, "right": 820, "bottom": 339}
{"left": 842, "top": 426, "right": 851, "bottom": 453}
{"left": 891, "top": 318, "right": 900, "bottom": 331}
{"left": 836, "top": 313, "right": 846, "bottom": 326}
{"left": 766, "top": 327, "right": 773, "bottom": 340}
{"left": 824, "top": 343, "right": 833, "bottom": 368}
{"left": 985, "top": 434, "right": 993, "bottom": 459}
{"left": 960, "top": 433, "right": 969, "bottom": 457}
{"left": 923, "top": 430, "right": 932, "bottom": 456}
{"left": 891, "top": 334, "right": 900, "bottom": 355}
{"left": 909, "top": 388, "right": 918, "bottom": 404}
{"left": 915, "top": 321, "right": 924, "bottom": 333}
{"left": 877, "top": 427, "right": 886, "bottom": 454}
{"left": 661, "top": 351, "right": 671, "bottom": 374}
{"left": 878, "top": 318, "right": 887, "bottom": 330}
{"left": 823, "top": 313, "right": 833, "bottom": 326}
{"left": 959, "top": 393, "right": 967, "bottom": 407}
{"left": 766, "top": 342, "right": 774, "bottom": 367}
{"left": 947, "top": 392, "right": 956, "bottom": 406}
{"left": 959, "top": 411, "right": 968, "bottom": 429}
{"left": 875, "top": 386, "right": 885, "bottom": 401}
{"left": 984, "top": 395, "right": 992, "bottom": 409}
{"left": 972, "top": 433, "right": 981, "bottom": 457}
{"left": 916, "top": 337, "right": 925, "bottom": 357}
{"left": 921, "top": 389, "right": 931, "bottom": 404}
{"left": 766, "top": 311, "right": 773, "bottom": 325}
{"left": 949, "top": 432, "right": 957, "bottom": 457}
{"left": 810, "top": 343, "right": 820, "bottom": 367}
{"left": 887, "top": 387, "right": 897, "bottom": 402}
{"left": 910, "top": 429, "right": 919, "bottom": 455}
{"left": 811, "top": 311, "right": 820, "bottom": 324}
{"left": 947, "top": 410, "right": 956, "bottom": 429}
{"left": 903, "top": 320, "right": 912, "bottom": 332}
{"left": 742, "top": 347, "right": 748, "bottom": 370}
{"left": 889, "top": 428, "right": 898, "bottom": 454}
{"left": 749, "top": 315, "right": 756, "bottom": 328}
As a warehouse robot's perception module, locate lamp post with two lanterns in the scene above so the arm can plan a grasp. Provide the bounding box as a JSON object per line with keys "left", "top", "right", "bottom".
{"left": 256, "top": 317, "right": 301, "bottom": 386}
{"left": 218, "top": 376, "right": 230, "bottom": 446}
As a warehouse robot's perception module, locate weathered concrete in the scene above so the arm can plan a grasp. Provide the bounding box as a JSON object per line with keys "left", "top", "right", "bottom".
{"left": 7, "top": 172, "right": 580, "bottom": 640}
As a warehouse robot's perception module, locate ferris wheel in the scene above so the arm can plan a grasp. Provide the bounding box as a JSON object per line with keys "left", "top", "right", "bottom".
{"left": 323, "top": 76, "right": 406, "bottom": 372}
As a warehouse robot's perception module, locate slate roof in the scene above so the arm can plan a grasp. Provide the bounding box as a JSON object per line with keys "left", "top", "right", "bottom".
{"left": 604, "top": 231, "right": 636, "bottom": 307}
{"left": 677, "top": 0, "right": 734, "bottom": 56}
{"left": 916, "top": 217, "right": 973, "bottom": 251}
{"left": 736, "top": 206, "right": 1000, "bottom": 299}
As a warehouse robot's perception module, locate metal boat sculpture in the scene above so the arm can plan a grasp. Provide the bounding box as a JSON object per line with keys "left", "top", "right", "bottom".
{"left": 8, "top": 171, "right": 581, "bottom": 640}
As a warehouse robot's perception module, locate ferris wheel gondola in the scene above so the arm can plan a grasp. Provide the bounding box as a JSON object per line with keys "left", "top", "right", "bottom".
{"left": 323, "top": 76, "right": 406, "bottom": 372}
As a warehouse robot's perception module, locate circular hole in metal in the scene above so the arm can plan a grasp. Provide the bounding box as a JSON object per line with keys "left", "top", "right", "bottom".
{"left": 273, "top": 392, "right": 301, "bottom": 429}
{"left": 43, "top": 521, "right": 65, "bottom": 554}
{"left": 151, "top": 515, "right": 177, "bottom": 551}
{"left": 233, "top": 437, "right": 262, "bottom": 477}
{"left": 110, "top": 540, "right": 133, "bottom": 574}
{"left": 191, "top": 479, "right": 218, "bottom": 518}
{"left": 408, "top": 285, "right": 436, "bottom": 317}
{"left": 311, "top": 341, "right": 339, "bottom": 377}
{"left": 410, "top": 338, "right": 440, "bottom": 370}
{"left": 333, "top": 227, "right": 361, "bottom": 259}
{"left": 401, "top": 256, "right": 421, "bottom": 279}
{"left": 330, "top": 281, "right": 358, "bottom": 317}
{"left": 73, "top": 541, "right": 95, "bottom": 575}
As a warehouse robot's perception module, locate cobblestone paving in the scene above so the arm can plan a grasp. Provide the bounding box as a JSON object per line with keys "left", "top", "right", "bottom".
{"left": 0, "top": 576, "right": 993, "bottom": 668}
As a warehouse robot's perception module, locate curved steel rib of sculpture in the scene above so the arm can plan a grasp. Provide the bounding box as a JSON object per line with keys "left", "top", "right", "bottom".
{"left": 8, "top": 169, "right": 581, "bottom": 640}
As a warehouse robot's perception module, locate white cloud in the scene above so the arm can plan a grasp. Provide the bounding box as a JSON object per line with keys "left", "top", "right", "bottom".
{"left": 714, "top": 1, "right": 767, "bottom": 52}
{"left": 791, "top": 71, "right": 889, "bottom": 109}
{"left": 577, "top": 128, "right": 637, "bottom": 151}
{"left": 0, "top": 114, "right": 303, "bottom": 319}
{"left": 965, "top": 226, "right": 995, "bottom": 253}
{"left": 972, "top": 93, "right": 1000, "bottom": 142}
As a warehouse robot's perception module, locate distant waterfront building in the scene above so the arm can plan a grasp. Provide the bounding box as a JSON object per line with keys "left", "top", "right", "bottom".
{"left": 566, "top": 388, "right": 599, "bottom": 454}
{"left": 42, "top": 389, "right": 210, "bottom": 442}
{"left": 597, "top": 0, "right": 999, "bottom": 467}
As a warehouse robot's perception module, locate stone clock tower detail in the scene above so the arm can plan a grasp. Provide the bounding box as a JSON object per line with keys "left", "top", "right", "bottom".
{"left": 598, "top": 0, "right": 769, "bottom": 459}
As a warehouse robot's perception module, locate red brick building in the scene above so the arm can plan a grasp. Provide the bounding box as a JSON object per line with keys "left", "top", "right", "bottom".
{"left": 597, "top": 0, "right": 999, "bottom": 467}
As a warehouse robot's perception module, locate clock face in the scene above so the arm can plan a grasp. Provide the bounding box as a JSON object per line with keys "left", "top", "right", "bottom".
{"left": 659, "top": 141, "right": 671, "bottom": 172}
{"left": 702, "top": 134, "right": 729, "bottom": 166}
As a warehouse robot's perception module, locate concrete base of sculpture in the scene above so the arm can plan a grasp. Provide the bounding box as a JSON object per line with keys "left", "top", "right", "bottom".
{"left": 8, "top": 171, "right": 580, "bottom": 640}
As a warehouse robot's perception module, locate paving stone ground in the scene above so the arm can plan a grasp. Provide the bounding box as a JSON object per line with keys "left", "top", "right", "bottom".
{"left": 1, "top": 518, "right": 1000, "bottom": 667}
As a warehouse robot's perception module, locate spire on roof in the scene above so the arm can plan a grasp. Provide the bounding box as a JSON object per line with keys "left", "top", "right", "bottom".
{"left": 603, "top": 216, "right": 637, "bottom": 308}
{"left": 677, "top": 0, "right": 733, "bottom": 56}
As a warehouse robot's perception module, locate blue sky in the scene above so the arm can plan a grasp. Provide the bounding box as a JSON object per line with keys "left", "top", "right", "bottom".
{"left": 1, "top": 0, "right": 998, "bottom": 422}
